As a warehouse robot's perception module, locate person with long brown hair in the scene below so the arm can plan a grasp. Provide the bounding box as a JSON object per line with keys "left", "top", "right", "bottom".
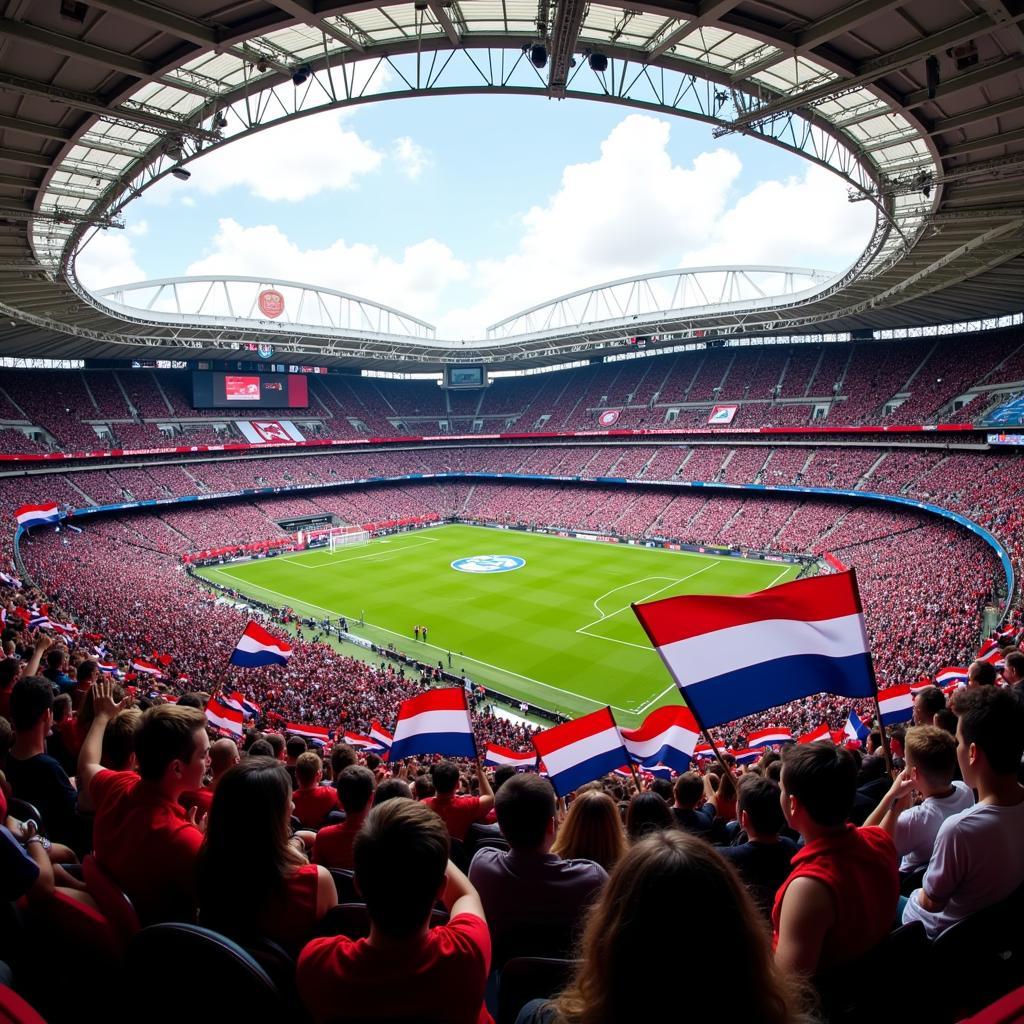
{"left": 550, "top": 789, "right": 627, "bottom": 873}
{"left": 518, "top": 830, "right": 811, "bottom": 1024}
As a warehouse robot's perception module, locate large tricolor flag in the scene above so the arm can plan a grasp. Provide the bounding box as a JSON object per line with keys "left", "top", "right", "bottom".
{"left": 532, "top": 707, "right": 629, "bottom": 797}
{"left": 935, "top": 667, "right": 969, "bottom": 687}
{"left": 632, "top": 571, "right": 876, "bottom": 729}
{"left": 638, "top": 763, "right": 675, "bottom": 780}
{"left": 746, "top": 727, "right": 794, "bottom": 748}
{"left": 205, "top": 697, "right": 244, "bottom": 737}
{"left": 878, "top": 684, "right": 914, "bottom": 726}
{"left": 388, "top": 688, "right": 476, "bottom": 761}
{"left": 229, "top": 621, "right": 293, "bottom": 668}
{"left": 14, "top": 503, "right": 60, "bottom": 530}
{"left": 369, "top": 721, "right": 393, "bottom": 759}
{"left": 619, "top": 705, "right": 700, "bottom": 775}
{"left": 844, "top": 708, "right": 871, "bottom": 746}
{"left": 483, "top": 744, "right": 538, "bottom": 770}
{"left": 221, "top": 692, "right": 246, "bottom": 714}
{"left": 733, "top": 747, "right": 761, "bottom": 765}
{"left": 286, "top": 722, "right": 330, "bottom": 745}
{"left": 798, "top": 723, "right": 832, "bottom": 744}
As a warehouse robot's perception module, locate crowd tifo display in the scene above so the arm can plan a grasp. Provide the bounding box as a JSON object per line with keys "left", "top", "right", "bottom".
{"left": 3, "top": 346, "right": 1024, "bottom": 1024}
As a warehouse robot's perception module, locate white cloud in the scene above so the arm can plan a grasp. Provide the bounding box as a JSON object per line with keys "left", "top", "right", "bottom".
{"left": 185, "top": 218, "right": 469, "bottom": 324}
{"left": 75, "top": 229, "right": 145, "bottom": 290}
{"left": 180, "top": 196, "right": 196, "bottom": 208}
{"left": 126, "top": 219, "right": 149, "bottom": 237}
{"left": 393, "top": 137, "right": 430, "bottom": 180}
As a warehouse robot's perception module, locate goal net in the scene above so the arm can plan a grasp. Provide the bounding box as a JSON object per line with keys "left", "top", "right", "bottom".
{"left": 328, "top": 525, "right": 370, "bottom": 552}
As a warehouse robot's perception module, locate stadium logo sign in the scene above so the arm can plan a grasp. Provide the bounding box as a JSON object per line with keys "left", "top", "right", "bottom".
{"left": 258, "top": 288, "right": 285, "bottom": 319}
{"left": 598, "top": 409, "right": 620, "bottom": 427}
{"left": 451, "top": 555, "right": 526, "bottom": 574}
{"left": 257, "top": 343, "right": 274, "bottom": 359}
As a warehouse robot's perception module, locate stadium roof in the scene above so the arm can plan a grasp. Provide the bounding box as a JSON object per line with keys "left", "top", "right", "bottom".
{"left": 0, "top": 0, "right": 1021, "bottom": 369}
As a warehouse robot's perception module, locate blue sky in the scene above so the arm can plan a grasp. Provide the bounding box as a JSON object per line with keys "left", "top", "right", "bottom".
{"left": 77, "top": 94, "right": 875, "bottom": 338}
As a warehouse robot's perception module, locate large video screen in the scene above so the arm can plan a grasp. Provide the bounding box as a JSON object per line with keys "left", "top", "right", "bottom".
{"left": 191, "top": 371, "right": 309, "bottom": 409}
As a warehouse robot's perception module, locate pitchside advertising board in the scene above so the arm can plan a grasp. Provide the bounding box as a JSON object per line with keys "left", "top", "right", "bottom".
{"left": 191, "top": 371, "right": 309, "bottom": 409}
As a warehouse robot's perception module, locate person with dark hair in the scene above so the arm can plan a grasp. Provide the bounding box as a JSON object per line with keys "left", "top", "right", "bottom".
{"left": 422, "top": 759, "right": 494, "bottom": 841}
{"left": 721, "top": 775, "right": 796, "bottom": 918}
{"left": 265, "top": 732, "right": 286, "bottom": 762}
{"left": 968, "top": 659, "right": 997, "bottom": 688}
{"left": 625, "top": 791, "right": 673, "bottom": 842}
{"left": 70, "top": 660, "right": 99, "bottom": 712}
{"left": 78, "top": 679, "right": 210, "bottom": 924}
{"left": 101, "top": 707, "right": 141, "bottom": 773}
{"left": 41, "top": 648, "right": 72, "bottom": 693}
{"left": 469, "top": 773, "right": 606, "bottom": 955}
{"left": 374, "top": 777, "right": 413, "bottom": 805}
{"left": 330, "top": 741, "right": 358, "bottom": 777}
{"left": 297, "top": 799, "right": 491, "bottom": 1024}
{"left": 0, "top": 656, "right": 22, "bottom": 722}
{"left": 314, "top": 765, "right": 376, "bottom": 869}
{"left": 913, "top": 685, "right": 946, "bottom": 726}
{"left": 773, "top": 743, "right": 898, "bottom": 974}
{"left": 181, "top": 736, "right": 239, "bottom": 815}
{"left": 902, "top": 687, "right": 1024, "bottom": 938}
{"left": 6, "top": 676, "right": 81, "bottom": 850}
{"left": 248, "top": 737, "right": 275, "bottom": 758}
{"left": 198, "top": 758, "right": 335, "bottom": 954}
{"left": 518, "top": 831, "right": 809, "bottom": 1024}
{"left": 670, "top": 772, "right": 714, "bottom": 837}
{"left": 292, "top": 751, "right": 341, "bottom": 828}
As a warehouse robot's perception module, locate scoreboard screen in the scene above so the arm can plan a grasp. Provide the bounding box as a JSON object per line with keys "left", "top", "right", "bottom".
{"left": 191, "top": 371, "right": 309, "bottom": 408}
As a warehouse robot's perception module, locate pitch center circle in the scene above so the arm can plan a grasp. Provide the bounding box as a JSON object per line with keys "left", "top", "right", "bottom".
{"left": 451, "top": 555, "right": 526, "bottom": 574}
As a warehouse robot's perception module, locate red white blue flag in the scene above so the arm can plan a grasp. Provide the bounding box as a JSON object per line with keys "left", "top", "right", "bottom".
{"left": 14, "top": 502, "right": 60, "bottom": 530}
{"left": 532, "top": 707, "right": 628, "bottom": 797}
{"left": 230, "top": 621, "right": 292, "bottom": 668}
{"left": 369, "top": 721, "right": 393, "bottom": 759}
{"left": 935, "top": 667, "right": 969, "bottom": 687}
{"left": 286, "top": 722, "right": 330, "bottom": 745}
{"left": 878, "top": 684, "right": 914, "bottom": 726}
{"left": 798, "top": 723, "right": 832, "bottom": 744}
{"left": 131, "top": 657, "right": 164, "bottom": 678}
{"left": 632, "top": 571, "right": 876, "bottom": 729}
{"left": 205, "top": 697, "right": 244, "bottom": 737}
{"left": 620, "top": 705, "right": 700, "bottom": 774}
{"left": 746, "top": 727, "right": 794, "bottom": 748}
{"left": 389, "top": 688, "right": 476, "bottom": 761}
{"left": 483, "top": 744, "right": 538, "bottom": 770}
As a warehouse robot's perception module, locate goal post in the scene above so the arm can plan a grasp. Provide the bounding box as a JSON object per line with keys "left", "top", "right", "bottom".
{"left": 328, "top": 525, "right": 370, "bottom": 552}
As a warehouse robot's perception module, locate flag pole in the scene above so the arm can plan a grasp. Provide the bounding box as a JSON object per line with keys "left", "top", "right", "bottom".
{"left": 848, "top": 568, "right": 893, "bottom": 777}
{"left": 627, "top": 760, "right": 644, "bottom": 795}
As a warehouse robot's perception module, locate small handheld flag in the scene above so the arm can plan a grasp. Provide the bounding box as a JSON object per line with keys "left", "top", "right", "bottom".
{"left": 131, "top": 658, "right": 164, "bottom": 678}
{"left": 877, "top": 684, "right": 914, "bottom": 726}
{"left": 619, "top": 705, "right": 700, "bottom": 774}
{"left": 205, "top": 697, "right": 244, "bottom": 737}
{"left": 844, "top": 708, "right": 871, "bottom": 746}
{"left": 389, "top": 688, "right": 476, "bottom": 761}
{"left": 746, "top": 727, "right": 794, "bottom": 748}
{"left": 230, "top": 621, "right": 293, "bottom": 668}
{"left": 532, "top": 707, "right": 628, "bottom": 797}
{"left": 798, "top": 723, "right": 832, "bottom": 744}
{"left": 483, "top": 744, "right": 538, "bottom": 770}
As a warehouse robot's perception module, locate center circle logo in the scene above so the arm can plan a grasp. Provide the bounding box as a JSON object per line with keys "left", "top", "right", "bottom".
{"left": 451, "top": 555, "right": 526, "bottom": 574}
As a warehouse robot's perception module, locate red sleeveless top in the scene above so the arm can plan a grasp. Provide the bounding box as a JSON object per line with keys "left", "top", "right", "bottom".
{"left": 258, "top": 863, "right": 321, "bottom": 955}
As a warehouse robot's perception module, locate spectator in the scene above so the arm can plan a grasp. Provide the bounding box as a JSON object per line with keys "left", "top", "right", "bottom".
{"left": 77, "top": 680, "right": 209, "bottom": 924}
{"left": 198, "top": 757, "right": 335, "bottom": 954}
{"left": 373, "top": 777, "right": 413, "bottom": 805}
{"left": 550, "top": 789, "right": 627, "bottom": 873}
{"left": 248, "top": 737, "right": 274, "bottom": 758}
{"left": 70, "top": 660, "right": 99, "bottom": 713}
{"left": 913, "top": 685, "right": 946, "bottom": 726}
{"left": 469, "top": 773, "right": 606, "bottom": 957}
{"left": 773, "top": 743, "right": 899, "bottom": 974}
{"left": 625, "top": 791, "right": 673, "bottom": 842}
{"left": 314, "top": 765, "right": 376, "bottom": 869}
{"left": 180, "top": 736, "right": 238, "bottom": 816}
{"left": 518, "top": 831, "right": 808, "bottom": 1024}
{"left": 41, "top": 648, "right": 72, "bottom": 693}
{"left": 864, "top": 725, "right": 974, "bottom": 878}
{"left": 422, "top": 760, "right": 494, "bottom": 842}
{"left": 102, "top": 707, "right": 141, "bottom": 772}
{"left": 330, "top": 742, "right": 358, "bottom": 777}
{"left": 6, "top": 676, "right": 81, "bottom": 850}
{"left": 292, "top": 751, "right": 341, "bottom": 829}
{"left": 968, "top": 660, "right": 997, "bottom": 688}
{"left": 0, "top": 657, "right": 21, "bottom": 722}
{"left": 902, "top": 688, "right": 1024, "bottom": 938}
{"left": 297, "top": 799, "right": 491, "bottom": 1024}
{"left": 670, "top": 772, "right": 714, "bottom": 837}
{"left": 285, "top": 734, "right": 307, "bottom": 784}
{"left": 721, "top": 775, "right": 797, "bottom": 918}
{"left": 1004, "top": 651, "right": 1024, "bottom": 705}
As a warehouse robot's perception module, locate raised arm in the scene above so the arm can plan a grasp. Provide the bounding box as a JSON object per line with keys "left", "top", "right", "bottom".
{"left": 75, "top": 679, "right": 125, "bottom": 812}
{"left": 441, "top": 859, "right": 486, "bottom": 923}
{"left": 23, "top": 633, "right": 54, "bottom": 678}
{"left": 863, "top": 767, "right": 915, "bottom": 834}
{"left": 474, "top": 761, "right": 495, "bottom": 815}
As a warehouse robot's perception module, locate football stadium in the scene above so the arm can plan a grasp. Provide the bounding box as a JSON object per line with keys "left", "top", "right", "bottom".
{"left": 1, "top": 0, "right": 1023, "bottom": 1020}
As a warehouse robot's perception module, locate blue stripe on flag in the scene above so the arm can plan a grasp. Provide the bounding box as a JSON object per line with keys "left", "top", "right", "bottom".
{"left": 880, "top": 705, "right": 914, "bottom": 727}
{"left": 547, "top": 747, "right": 626, "bottom": 797}
{"left": 682, "top": 652, "right": 876, "bottom": 728}
{"left": 229, "top": 649, "right": 289, "bottom": 668}
{"left": 635, "top": 746, "right": 692, "bottom": 775}
{"left": 389, "top": 731, "right": 477, "bottom": 761}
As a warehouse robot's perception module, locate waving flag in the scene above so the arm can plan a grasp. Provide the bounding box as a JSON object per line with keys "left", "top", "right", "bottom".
{"left": 229, "top": 621, "right": 293, "bottom": 668}
{"left": 620, "top": 705, "right": 700, "bottom": 774}
{"left": 221, "top": 692, "right": 245, "bottom": 714}
{"left": 532, "top": 707, "right": 628, "bottom": 797}
{"left": 342, "top": 731, "right": 388, "bottom": 752}
{"left": 28, "top": 611, "right": 50, "bottom": 630}
{"left": 733, "top": 747, "right": 761, "bottom": 765}
{"left": 389, "top": 688, "right": 476, "bottom": 761}
{"left": 632, "top": 571, "right": 875, "bottom": 729}
{"left": 935, "top": 667, "right": 969, "bottom": 687}
{"left": 0, "top": 571, "right": 21, "bottom": 589}
{"left": 98, "top": 661, "right": 120, "bottom": 676}
{"left": 878, "top": 684, "right": 914, "bottom": 726}
{"left": 205, "top": 698, "right": 244, "bottom": 737}
{"left": 798, "top": 723, "right": 832, "bottom": 744}
{"left": 131, "top": 658, "right": 164, "bottom": 678}
{"left": 369, "top": 721, "right": 393, "bottom": 758}
{"left": 977, "top": 645, "right": 1004, "bottom": 667}
{"left": 14, "top": 503, "right": 60, "bottom": 530}
{"left": 638, "top": 763, "right": 675, "bottom": 780}
{"left": 483, "top": 744, "right": 538, "bottom": 770}
{"left": 286, "top": 722, "right": 330, "bottom": 745}
{"left": 693, "top": 743, "right": 717, "bottom": 761}
{"left": 746, "top": 727, "right": 793, "bottom": 748}
{"left": 242, "top": 696, "right": 261, "bottom": 718}
{"left": 844, "top": 709, "right": 871, "bottom": 746}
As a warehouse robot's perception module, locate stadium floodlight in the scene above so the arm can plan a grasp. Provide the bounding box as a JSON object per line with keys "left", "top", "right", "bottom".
{"left": 171, "top": 166, "right": 191, "bottom": 181}
{"left": 530, "top": 43, "right": 548, "bottom": 68}
{"left": 588, "top": 52, "right": 608, "bottom": 73}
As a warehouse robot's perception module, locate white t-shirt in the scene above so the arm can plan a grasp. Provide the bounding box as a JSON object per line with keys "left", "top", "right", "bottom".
{"left": 893, "top": 781, "right": 975, "bottom": 871}
{"left": 903, "top": 796, "right": 1024, "bottom": 939}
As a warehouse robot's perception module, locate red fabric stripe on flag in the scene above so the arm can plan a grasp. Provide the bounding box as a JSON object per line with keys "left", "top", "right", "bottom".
{"left": 633, "top": 570, "right": 863, "bottom": 648}
{"left": 486, "top": 744, "right": 535, "bottom": 760}
{"left": 619, "top": 704, "right": 698, "bottom": 741}
{"left": 532, "top": 707, "right": 617, "bottom": 755}
{"left": 396, "top": 687, "right": 469, "bottom": 717}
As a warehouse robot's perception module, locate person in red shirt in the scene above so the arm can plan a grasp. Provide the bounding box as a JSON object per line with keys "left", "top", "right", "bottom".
{"left": 313, "top": 764, "right": 375, "bottom": 870}
{"left": 77, "top": 680, "right": 210, "bottom": 925}
{"left": 421, "top": 760, "right": 494, "bottom": 842}
{"left": 198, "top": 757, "right": 335, "bottom": 955}
{"left": 291, "top": 751, "right": 341, "bottom": 829}
{"left": 773, "top": 742, "right": 899, "bottom": 975}
{"left": 298, "top": 798, "right": 492, "bottom": 1024}
{"left": 180, "top": 737, "right": 239, "bottom": 816}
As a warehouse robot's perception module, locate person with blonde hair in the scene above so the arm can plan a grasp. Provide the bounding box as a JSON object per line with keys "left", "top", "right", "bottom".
{"left": 551, "top": 790, "right": 627, "bottom": 873}
{"left": 517, "top": 830, "right": 809, "bottom": 1024}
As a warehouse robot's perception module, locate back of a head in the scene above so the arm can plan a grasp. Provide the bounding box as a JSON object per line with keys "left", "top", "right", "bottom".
{"left": 737, "top": 774, "right": 785, "bottom": 837}
{"left": 1004, "top": 650, "right": 1024, "bottom": 681}
{"left": 0, "top": 658, "right": 19, "bottom": 690}
{"left": 45, "top": 649, "right": 65, "bottom": 672}
{"left": 77, "top": 660, "right": 98, "bottom": 684}
{"left": 430, "top": 760, "right": 460, "bottom": 795}
{"left": 494, "top": 772, "right": 555, "bottom": 850}
{"left": 492, "top": 764, "right": 516, "bottom": 793}
{"left": 905, "top": 725, "right": 958, "bottom": 787}
{"left": 10, "top": 675, "right": 53, "bottom": 732}
{"left": 958, "top": 686, "right": 1024, "bottom": 776}
{"left": 915, "top": 685, "right": 946, "bottom": 718}
{"left": 969, "top": 659, "right": 997, "bottom": 687}
{"left": 286, "top": 734, "right": 308, "bottom": 760}
{"left": 781, "top": 743, "right": 857, "bottom": 827}
{"left": 265, "top": 732, "right": 286, "bottom": 759}
{"left": 330, "top": 742, "right": 358, "bottom": 775}
{"left": 559, "top": 831, "right": 800, "bottom": 1023}
{"left": 552, "top": 790, "right": 625, "bottom": 872}
{"left": 210, "top": 737, "right": 240, "bottom": 775}
{"left": 295, "top": 750, "right": 322, "bottom": 787}
{"left": 336, "top": 764, "right": 376, "bottom": 813}
{"left": 373, "top": 777, "right": 413, "bottom": 805}
{"left": 673, "top": 771, "right": 703, "bottom": 809}
{"left": 354, "top": 799, "right": 449, "bottom": 937}
{"left": 52, "top": 693, "right": 72, "bottom": 723}
{"left": 247, "top": 738, "right": 274, "bottom": 758}
{"left": 626, "top": 792, "right": 673, "bottom": 842}
{"left": 135, "top": 703, "right": 207, "bottom": 781}
{"left": 102, "top": 708, "right": 141, "bottom": 772}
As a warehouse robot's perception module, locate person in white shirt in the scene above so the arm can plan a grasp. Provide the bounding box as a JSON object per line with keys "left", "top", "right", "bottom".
{"left": 864, "top": 724, "right": 973, "bottom": 874}
{"left": 902, "top": 688, "right": 1024, "bottom": 939}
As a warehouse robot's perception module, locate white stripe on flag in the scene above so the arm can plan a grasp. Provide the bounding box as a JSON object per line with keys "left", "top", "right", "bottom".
{"left": 541, "top": 726, "right": 622, "bottom": 778}
{"left": 659, "top": 613, "right": 868, "bottom": 688}
{"left": 394, "top": 709, "right": 471, "bottom": 738}
{"left": 622, "top": 724, "right": 697, "bottom": 761}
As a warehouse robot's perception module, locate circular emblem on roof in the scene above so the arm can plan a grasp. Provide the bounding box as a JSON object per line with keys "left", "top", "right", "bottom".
{"left": 451, "top": 555, "right": 526, "bottom": 574}
{"left": 258, "top": 288, "right": 285, "bottom": 319}
{"left": 598, "top": 409, "right": 620, "bottom": 427}
{"left": 257, "top": 343, "right": 274, "bottom": 359}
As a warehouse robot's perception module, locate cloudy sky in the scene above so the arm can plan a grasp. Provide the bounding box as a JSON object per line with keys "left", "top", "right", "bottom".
{"left": 75, "top": 93, "right": 875, "bottom": 339}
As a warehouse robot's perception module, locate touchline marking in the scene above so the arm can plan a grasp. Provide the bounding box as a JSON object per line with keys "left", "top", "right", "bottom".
{"left": 590, "top": 576, "right": 676, "bottom": 616}
{"left": 278, "top": 535, "right": 437, "bottom": 568}
{"left": 198, "top": 566, "right": 638, "bottom": 715}
{"left": 767, "top": 565, "right": 796, "bottom": 587}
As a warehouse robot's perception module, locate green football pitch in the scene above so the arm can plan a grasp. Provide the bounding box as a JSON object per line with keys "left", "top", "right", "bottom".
{"left": 196, "top": 524, "right": 801, "bottom": 725}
